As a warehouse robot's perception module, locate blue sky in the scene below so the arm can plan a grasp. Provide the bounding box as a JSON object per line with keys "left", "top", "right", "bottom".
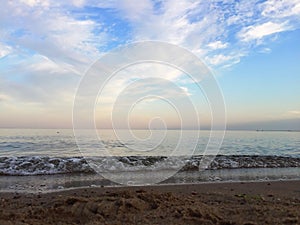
{"left": 0, "top": 0, "right": 299, "bottom": 129}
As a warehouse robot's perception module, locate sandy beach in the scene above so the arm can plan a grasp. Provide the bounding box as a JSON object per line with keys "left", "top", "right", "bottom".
{"left": 0, "top": 180, "right": 299, "bottom": 225}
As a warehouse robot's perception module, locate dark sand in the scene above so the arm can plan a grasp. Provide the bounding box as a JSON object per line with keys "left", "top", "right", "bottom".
{"left": 1, "top": 180, "right": 300, "bottom": 225}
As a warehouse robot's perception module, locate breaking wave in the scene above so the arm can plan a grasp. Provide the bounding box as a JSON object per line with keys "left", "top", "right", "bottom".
{"left": 0, "top": 155, "right": 300, "bottom": 176}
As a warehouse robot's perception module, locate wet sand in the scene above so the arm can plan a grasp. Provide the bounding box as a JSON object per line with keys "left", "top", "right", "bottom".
{"left": 1, "top": 180, "right": 300, "bottom": 224}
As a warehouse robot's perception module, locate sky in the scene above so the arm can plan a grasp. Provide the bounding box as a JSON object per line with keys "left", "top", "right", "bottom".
{"left": 0, "top": 0, "right": 299, "bottom": 130}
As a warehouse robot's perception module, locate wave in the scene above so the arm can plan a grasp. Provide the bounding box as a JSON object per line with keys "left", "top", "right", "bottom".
{"left": 0, "top": 156, "right": 94, "bottom": 176}
{"left": 0, "top": 155, "right": 300, "bottom": 176}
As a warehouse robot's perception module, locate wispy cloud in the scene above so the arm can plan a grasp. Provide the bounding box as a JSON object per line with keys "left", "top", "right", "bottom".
{"left": 238, "top": 21, "right": 293, "bottom": 42}
{"left": 205, "top": 54, "right": 241, "bottom": 66}
{"left": 0, "top": 94, "right": 11, "bottom": 102}
{"left": 2, "top": 0, "right": 300, "bottom": 71}
{"left": 207, "top": 41, "right": 228, "bottom": 50}
{"left": 0, "top": 0, "right": 107, "bottom": 74}
{"left": 287, "top": 110, "right": 300, "bottom": 117}
{"left": 19, "top": 0, "right": 50, "bottom": 8}
{"left": 261, "top": 0, "right": 300, "bottom": 18}
{"left": 0, "top": 44, "right": 11, "bottom": 59}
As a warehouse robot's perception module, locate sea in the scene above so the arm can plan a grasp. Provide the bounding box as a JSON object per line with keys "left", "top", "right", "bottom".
{"left": 0, "top": 129, "right": 299, "bottom": 192}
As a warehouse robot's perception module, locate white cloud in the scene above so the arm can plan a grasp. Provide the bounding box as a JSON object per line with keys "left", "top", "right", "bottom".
{"left": 205, "top": 54, "right": 241, "bottom": 66}
{"left": 259, "top": 47, "right": 272, "bottom": 54}
{"left": 288, "top": 110, "right": 300, "bottom": 116}
{"left": 238, "top": 21, "right": 292, "bottom": 42}
{"left": 261, "top": 0, "right": 300, "bottom": 18}
{"left": 0, "top": 94, "right": 11, "bottom": 102}
{"left": 3, "top": 0, "right": 298, "bottom": 72}
{"left": 113, "top": 0, "right": 223, "bottom": 55}
{"left": 117, "top": 0, "right": 153, "bottom": 21}
{"left": 0, "top": 54, "right": 79, "bottom": 105}
{"left": 0, "top": 44, "right": 11, "bottom": 58}
{"left": 26, "top": 55, "right": 71, "bottom": 74}
{"left": 71, "top": 0, "right": 86, "bottom": 8}
{"left": 19, "top": 0, "right": 50, "bottom": 8}
{"left": 207, "top": 41, "right": 228, "bottom": 50}
{"left": 180, "top": 86, "right": 192, "bottom": 96}
{"left": 226, "top": 0, "right": 259, "bottom": 26}
{"left": 3, "top": 0, "right": 299, "bottom": 68}
{"left": 96, "top": 62, "right": 188, "bottom": 110}
{"left": 0, "top": 0, "right": 107, "bottom": 74}
{"left": 106, "top": 0, "right": 300, "bottom": 68}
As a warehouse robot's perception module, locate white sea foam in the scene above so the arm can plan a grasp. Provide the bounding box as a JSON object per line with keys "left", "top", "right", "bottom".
{"left": 0, "top": 155, "right": 300, "bottom": 176}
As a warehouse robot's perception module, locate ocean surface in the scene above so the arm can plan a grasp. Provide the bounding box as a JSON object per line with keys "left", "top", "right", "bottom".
{"left": 0, "top": 129, "right": 299, "bottom": 192}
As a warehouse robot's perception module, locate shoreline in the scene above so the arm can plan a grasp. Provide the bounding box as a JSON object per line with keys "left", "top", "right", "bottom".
{"left": 1, "top": 180, "right": 300, "bottom": 224}
{"left": 1, "top": 166, "right": 300, "bottom": 193}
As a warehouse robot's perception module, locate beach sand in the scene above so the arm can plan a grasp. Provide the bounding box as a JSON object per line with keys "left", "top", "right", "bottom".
{"left": 0, "top": 180, "right": 300, "bottom": 225}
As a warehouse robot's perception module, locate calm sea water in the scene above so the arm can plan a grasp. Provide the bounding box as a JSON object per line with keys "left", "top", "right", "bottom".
{"left": 1, "top": 129, "right": 299, "bottom": 157}
{"left": 0, "top": 129, "right": 299, "bottom": 191}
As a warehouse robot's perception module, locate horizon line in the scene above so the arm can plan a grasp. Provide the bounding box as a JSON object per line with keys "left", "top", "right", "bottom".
{"left": 0, "top": 127, "right": 299, "bottom": 132}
